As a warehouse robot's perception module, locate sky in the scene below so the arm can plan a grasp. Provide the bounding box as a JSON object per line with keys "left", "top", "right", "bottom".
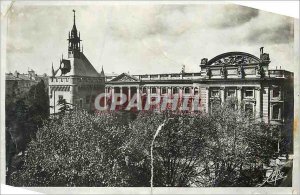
{"left": 5, "top": 3, "right": 296, "bottom": 75}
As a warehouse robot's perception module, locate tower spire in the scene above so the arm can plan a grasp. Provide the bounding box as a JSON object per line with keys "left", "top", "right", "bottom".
{"left": 73, "top": 9, "right": 76, "bottom": 26}
{"left": 68, "top": 10, "right": 81, "bottom": 58}
{"left": 100, "top": 65, "right": 105, "bottom": 77}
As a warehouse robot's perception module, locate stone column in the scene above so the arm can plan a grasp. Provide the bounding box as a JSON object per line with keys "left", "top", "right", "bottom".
{"left": 255, "top": 87, "right": 262, "bottom": 120}
{"left": 237, "top": 86, "right": 242, "bottom": 109}
{"left": 147, "top": 87, "right": 151, "bottom": 105}
{"left": 137, "top": 86, "right": 141, "bottom": 110}
{"left": 104, "top": 87, "right": 107, "bottom": 108}
{"left": 111, "top": 87, "right": 115, "bottom": 102}
{"left": 205, "top": 87, "right": 210, "bottom": 113}
{"left": 128, "top": 87, "right": 131, "bottom": 100}
{"left": 220, "top": 87, "right": 225, "bottom": 103}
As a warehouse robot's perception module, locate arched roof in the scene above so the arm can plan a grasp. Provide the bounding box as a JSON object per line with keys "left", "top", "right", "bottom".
{"left": 206, "top": 52, "right": 261, "bottom": 66}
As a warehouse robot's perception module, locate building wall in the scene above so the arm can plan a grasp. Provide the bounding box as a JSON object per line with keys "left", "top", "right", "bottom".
{"left": 49, "top": 76, "right": 105, "bottom": 114}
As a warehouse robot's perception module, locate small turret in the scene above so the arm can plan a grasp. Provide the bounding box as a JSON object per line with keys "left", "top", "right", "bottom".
{"left": 100, "top": 66, "right": 105, "bottom": 77}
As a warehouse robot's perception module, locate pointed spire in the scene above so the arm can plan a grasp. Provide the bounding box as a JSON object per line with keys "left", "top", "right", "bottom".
{"left": 100, "top": 65, "right": 105, "bottom": 77}
{"left": 52, "top": 62, "right": 55, "bottom": 77}
{"left": 73, "top": 9, "right": 76, "bottom": 26}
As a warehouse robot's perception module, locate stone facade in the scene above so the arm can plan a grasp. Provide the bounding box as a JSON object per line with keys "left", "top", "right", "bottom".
{"left": 105, "top": 49, "right": 294, "bottom": 126}
{"left": 6, "top": 70, "right": 48, "bottom": 98}
{"left": 49, "top": 11, "right": 105, "bottom": 114}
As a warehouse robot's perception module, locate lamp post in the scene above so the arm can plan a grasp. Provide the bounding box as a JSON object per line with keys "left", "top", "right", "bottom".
{"left": 150, "top": 118, "right": 174, "bottom": 193}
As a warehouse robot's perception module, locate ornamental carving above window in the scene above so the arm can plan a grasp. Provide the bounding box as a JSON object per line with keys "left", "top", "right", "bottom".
{"left": 206, "top": 52, "right": 261, "bottom": 66}
{"left": 210, "top": 55, "right": 259, "bottom": 66}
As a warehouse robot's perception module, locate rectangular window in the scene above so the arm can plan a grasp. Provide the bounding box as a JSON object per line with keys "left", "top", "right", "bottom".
{"left": 194, "top": 88, "right": 199, "bottom": 95}
{"left": 173, "top": 88, "right": 179, "bottom": 94}
{"left": 161, "top": 87, "right": 167, "bottom": 94}
{"left": 272, "top": 87, "right": 280, "bottom": 98}
{"left": 151, "top": 87, "right": 157, "bottom": 94}
{"left": 79, "top": 99, "right": 83, "bottom": 108}
{"left": 184, "top": 88, "right": 190, "bottom": 94}
{"left": 245, "top": 103, "right": 254, "bottom": 116}
{"left": 226, "top": 89, "right": 236, "bottom": 98}
{"left": 211, "top": 89, "right": 220, "bottom": 98}
{"left": 142, "top": 88, "right": 147, "bottom": 94}
{"left": 272, "top": 104, "right": 281, "bottom": 120}
{"left": 86, "top": 95, "right": 90, "bottom": 104}
{"left": 244, "top": 88, "right": 254, "bottom": 98}
{"left": 210, "top": 99, "right": 221, "bottom": 113}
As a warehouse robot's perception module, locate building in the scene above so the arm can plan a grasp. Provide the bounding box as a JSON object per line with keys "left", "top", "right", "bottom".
{"left": 6, "top": 70, "right": 48, "bottom": 98}
{"left": 49, "top": 10, "right": 105, "bottom": 114}
{"left": 48, "top": 10, "right": 293, "bottom": 152}
{"left": 105, "top": 48, "right": 294, "bottom": 126}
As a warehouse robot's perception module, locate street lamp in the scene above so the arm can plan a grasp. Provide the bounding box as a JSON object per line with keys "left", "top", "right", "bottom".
{"left": 150, "top": 117, "right": 174, "bottom": 193}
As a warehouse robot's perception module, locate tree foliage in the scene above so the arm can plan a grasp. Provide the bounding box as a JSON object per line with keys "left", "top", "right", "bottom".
{"left": 6, "top": 80, "right": 49, "bottom": 183}
{"left": 10, "top": 110, "right": 131, "bottom": 186}
{"left": 10, "top": 99, "right": 279, "bottom": 187}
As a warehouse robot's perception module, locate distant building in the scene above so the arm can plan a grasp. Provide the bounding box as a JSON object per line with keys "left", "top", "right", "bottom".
{"left": 6, "top": 70, "right": 48, "bottom": 98}
{"left": 49, "top": 10, "right": 105, "bottom": 114}
{"left": 106, "top": 48, "right": 294, "bottom": 126}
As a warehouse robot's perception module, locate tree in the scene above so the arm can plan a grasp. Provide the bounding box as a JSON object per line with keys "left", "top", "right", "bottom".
{"left": 10, "top": 99, "right": 279, "bottom": 187}
{"left": 10, "top": 110, "right": 131, "bottom": 186}
{"left": 6, "top": 80, "right": 50, "bottom": 184}
{"left": 125, "top": 111, "right": 212, "bottom": 187}
{"left": 57, "top": 98, "right": 72, "bottom": 114}
{"left": 202, "top": 98, "right": 278, "bottom": 186}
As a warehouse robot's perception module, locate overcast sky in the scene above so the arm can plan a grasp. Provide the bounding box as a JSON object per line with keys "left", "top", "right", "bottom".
{"left": 6, "top": 3, "right": 296, "bottom": 75}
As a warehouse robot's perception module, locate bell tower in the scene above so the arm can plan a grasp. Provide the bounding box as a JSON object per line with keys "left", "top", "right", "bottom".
{"left": 68, "top": 10, "right": 81, "bottom": 58}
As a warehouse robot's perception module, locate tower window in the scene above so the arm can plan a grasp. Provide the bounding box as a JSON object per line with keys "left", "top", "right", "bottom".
{"left": 86, "top": 95, "right": 90, "bottom": 104}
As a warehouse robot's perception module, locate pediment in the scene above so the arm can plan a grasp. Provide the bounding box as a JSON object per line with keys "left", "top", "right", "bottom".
{"left": 110, "top": 73, "right": 139, "bottom": 82}
{"left": 207, "top": 52, "right": 261, "bottom": 66}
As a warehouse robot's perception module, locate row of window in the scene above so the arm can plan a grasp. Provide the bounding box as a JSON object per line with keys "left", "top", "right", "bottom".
{"left": 139, "top": 87, "right": 199, "bottom": 95}
{"left": 210, "top": 88, "right": 254, "bottom": 99}
{"left": 210, "top": 87, "right": 281, "bottom": 99}
{"left": 244, "top": 102, "right": 282, "bottom": 120}
{"left": 210, "top": 100, "right": 282, "bottom": 120}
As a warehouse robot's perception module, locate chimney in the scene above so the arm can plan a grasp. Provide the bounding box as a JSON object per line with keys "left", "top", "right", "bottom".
{"left": 260, "top": 47, "right": 264, "bottom": 55}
